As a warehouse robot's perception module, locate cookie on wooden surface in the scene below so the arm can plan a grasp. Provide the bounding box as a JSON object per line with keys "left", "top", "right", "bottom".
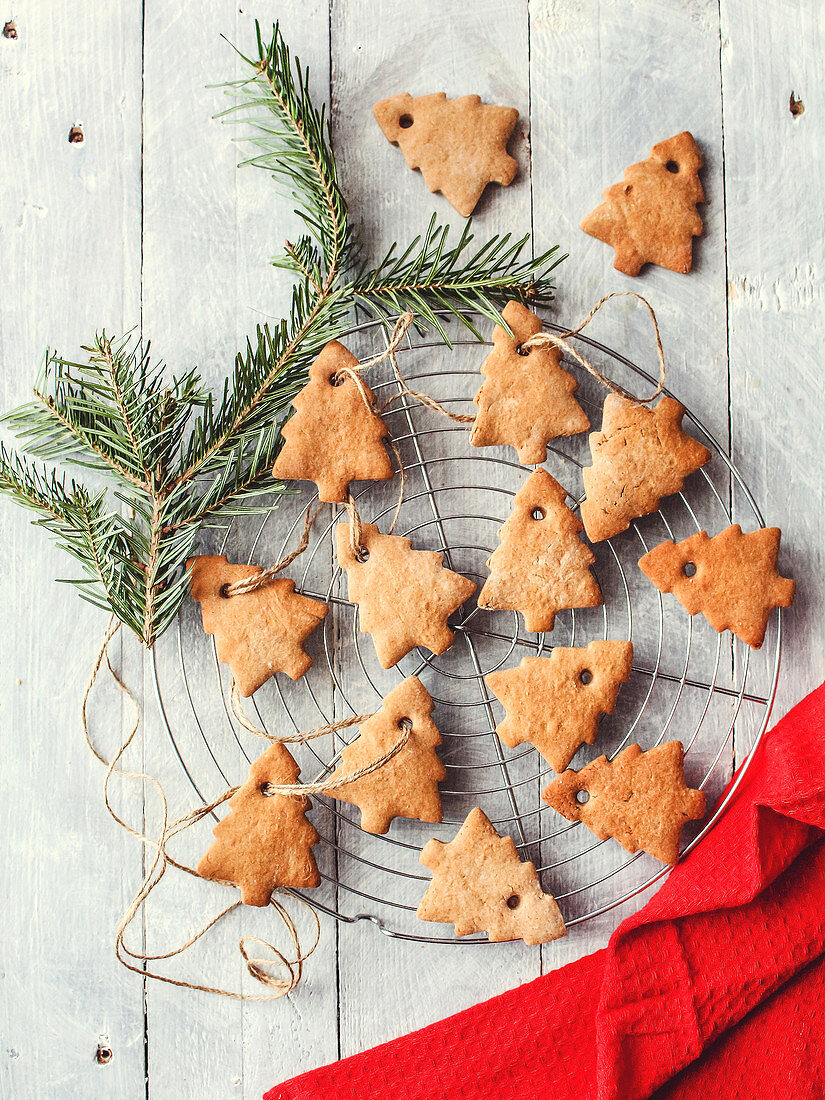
{"left": 638, "top": 524, "right": 794, "bottom": 648}
{"left": 188, "top": 555, "right": 328, "bottom": 697}
{"left": 486, "top": 640, "right": 633, "bottom": 772}
{"left": 336, "top": 522, "right": 476, "bottom": 668}
{"left": 417, "top": 808, "right": 565, "bottom": 944}
{"left": 581, "top": 131, "right": 704, "bottom": 276}
{"left": 542, "top": 741, "right": 705, "bottom": 865}
{"left": 373, "top": 92, "right": 519, "bottom": 218}
{"left": 272, "top": 340, "right": 393, "bottom": 503}
{"left": 328, "top": 676, "right": 445, "bottom": 834}
{"left": 197, "top": 741, "right": 320, "bottom": 905}
{"left": 470, "top": 300, "right": 590, "bottom": 465}
{"left": 477, "top": 469, "right": 602, "bottom": 633}
{"left": 580, "top": 394, "right": 711, "bottom": 543}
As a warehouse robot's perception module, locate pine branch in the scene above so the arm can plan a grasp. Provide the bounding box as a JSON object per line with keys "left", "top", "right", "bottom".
{"left": 0, "top": 21, "right": 566, "bottom": 648}
{"left": 354, "top": 216, "right": 564, "bottom": 342}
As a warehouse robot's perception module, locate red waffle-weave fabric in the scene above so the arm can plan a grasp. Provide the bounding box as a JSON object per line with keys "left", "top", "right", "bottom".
{"left": 266, "top": 683, "right": 825, "bottom": 1100}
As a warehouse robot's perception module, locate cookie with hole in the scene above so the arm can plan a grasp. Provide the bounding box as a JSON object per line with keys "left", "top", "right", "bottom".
{"left": 373, "top": 92, "right": 519, "bottom": 218}
{"left": 187, "top": 555, "right": 328, "bottom": 696}
{"left": 486, "top": 640, "right": 633, "bottom": 773}
{"left": 272, "top": 340, "right": 394, "bottom": 503}
{"left": 416, "top": 807, "right": 565, "bottom": 944}
{"left": 470, "top": 300, "right": 590, "bottom": 465}
{"left": 638, "top": 524, "right": 794, "bottom": 648}
{"left": 542, "top": 741, "right": 705, "bottom": 865}
{"left": 336, "top": 521, "right": 476, "bottom": 668}
{"left": 327, "top": 676, "right": 445, "bottom": 834}
{"left": 580, "top": 131, "right": 704, "bottom": 276}
{"left": 477, "top": 468, "right": 602, "bottom": 633}
{"left": 197, "top": 741, "right": 320, "bottom": 905}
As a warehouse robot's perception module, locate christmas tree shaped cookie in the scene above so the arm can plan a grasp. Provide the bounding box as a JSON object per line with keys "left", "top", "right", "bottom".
{"left": 417, "top": 808, "right": 565, "bottom": 944}
{"left": 486, "top": 640, "right": 633, "bottom": 772}
{"left": 188, "top": 555, "right": 328, "bottom": 697}
{"left": 470, "top": 300, "right": 590, "bottom": 465}
{"left": 639, "top": 524, "right": 794, "bottom": 648}
{"left": 580, "top": 394, "right": 711, "bottom": 543}
{"left": 272, "top": 340, "right": 393, "bottom": 502}
{"left": 328, "top": 676, "right": 445, "bottom": 834}
{"left": 477, "top": 469, "right": 602, "bottom": 633}
{"left": 543, "top": 741, "right": 705, "bottom": 864}
{"left": 197, "top": 741, "right": 320, "bottom": 905}
{"left": 336, "top": 522, "right": 476, "bottom": 668}
{"left": 373, "top": 92, "right": 519, "bottom": 217}
{"left": 581, "top": 131, "right": 704, "bottom": 275}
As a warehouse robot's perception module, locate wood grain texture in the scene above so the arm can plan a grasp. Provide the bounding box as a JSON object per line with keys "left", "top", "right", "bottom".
{"left": 0, "top": 4, "right": 145, "bottom": 1097}
{"left": 1, "top": 1, "right": 823, "bottom": 1096}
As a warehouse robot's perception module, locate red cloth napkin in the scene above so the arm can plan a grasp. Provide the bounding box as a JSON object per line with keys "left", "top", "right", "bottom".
{"left": 267, "top": 683, "right": 825, "bottom": 1100}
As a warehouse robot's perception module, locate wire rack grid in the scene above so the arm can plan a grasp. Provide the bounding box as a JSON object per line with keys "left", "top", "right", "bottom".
{"left": 152, "top": 311, "right": 782, "bottom": 944}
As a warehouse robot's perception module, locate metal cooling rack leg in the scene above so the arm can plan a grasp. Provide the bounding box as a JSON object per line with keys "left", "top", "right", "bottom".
{"left": 395, "top": 393, "right": 528, "bottom": 848}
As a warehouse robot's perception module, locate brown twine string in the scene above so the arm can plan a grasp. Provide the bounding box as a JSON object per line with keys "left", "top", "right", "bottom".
{"left": 230, "top": 679, "right": 370, "bottom": 744}
{"left": 519, "top": 291, "right": 667, "bottom": 405}
{"left": 224, "top": 502, "right": 324, "bottom": 598}
{"left": 80, "top": 618, "right": 319, "bottom": 999}
{"left": 336, "top": 311, "right": 474, "bottom": 426}
{"left": 228, "top": 680, "right": 409, "bottom": 793}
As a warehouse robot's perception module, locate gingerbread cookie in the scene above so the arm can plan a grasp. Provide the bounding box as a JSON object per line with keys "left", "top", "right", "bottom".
{"left": 638, "top": 524, "right": 794, "bottom": 648}
{"left": 328, "top": 676, "right": 445, "bottom": 834}
{"left": 486, "top": 641, "right": 633, "bottom": 772}
{"left": 373, "top": 92, "right": 519, "bottom": 218}
{"left": 188, "top": 556, "right": 328, "bottom": 697}
{"left": 581, "top": 131, "right": 704, "bottom": 276}
{"left": 417, "top": 808, "right": 565, "bottom": 944}
{"left": 478, "top": 469, "right": 602, "bottom": 633}
{"left": 336, "top": 522, "right": 476, "bottom": 668}
{"left": 272, "top": 340, "right": 393, "bottom": 503}
{"left": 543, "top": 741, "right": 705, "bottom": 864}
{"left": 197, "top": 741, "right": 320, "bottom": 905}
{"left": 470, "top": 300, "right": 590, "bottom": 465}
{"left": 580, "top": 394, "right": 711, "bottom": 543}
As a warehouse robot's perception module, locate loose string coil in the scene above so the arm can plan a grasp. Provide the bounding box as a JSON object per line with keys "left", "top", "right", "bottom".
{"left": 81, "top": 618, "right": 407, "bottom": 998}
{"left": 519, "top": 291, "right": 667, "bottom": 404}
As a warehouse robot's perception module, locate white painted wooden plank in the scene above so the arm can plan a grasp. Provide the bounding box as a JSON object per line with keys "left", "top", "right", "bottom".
{"left": 528, "top": 0, "right": 733, "bottom": 976}
{"left": 0, "top": 3, "right": 145, "bottom": 1097}
{"left": 329, "top": 0, "right": 547, "bottom": 1059}
{"left": 139, "top": 5, "right": 339, "bottom": 1099}
{"left": 720, "top": 1, "right": 825, "bottom": 719}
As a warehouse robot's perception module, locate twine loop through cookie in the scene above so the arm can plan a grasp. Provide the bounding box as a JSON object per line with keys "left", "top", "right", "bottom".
{"left": 519, "top": 291, "right": 667, "bottom": 404}
{"left": 81, "top": 618, "right": 407, "bottom": 998}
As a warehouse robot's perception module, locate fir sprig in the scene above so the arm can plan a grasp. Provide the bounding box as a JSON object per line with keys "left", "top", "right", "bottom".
{"left": 0, "top": 21, "right": 564, "bottom": 646}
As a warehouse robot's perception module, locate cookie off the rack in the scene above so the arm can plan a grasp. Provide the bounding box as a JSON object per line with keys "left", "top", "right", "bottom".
{"left": 327, "top": 677, "right": 445, "bottom": 834}
{"left": 478, "top": 468, "right": 602, "bottom": 633}
{"left": 197, "top": 741, "right": 320, "bottom": 906}
{"left": 639, "top": 524, "right": 794, "bottom": 648}
{"left": 373, "top": 92, "right": 519, "bottom": 218}
{"left": 543, "top": 741, "right": 705, "bottom": 865}
{"left": 486, "top": 640, "right": 633, "bottom": 773}
{"left": 470, "top": 300, "right": 590, "bottom": 465}
{"left": 417, "top": 808, "right": 565, "bottom": 945}
{"left": 336, "top": 521, "right": 476, "bottom": 669}
{"left": 581, "top": 131, "right": 704, "bottom": 276}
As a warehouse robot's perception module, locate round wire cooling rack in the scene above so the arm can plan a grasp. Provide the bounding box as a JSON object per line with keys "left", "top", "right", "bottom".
{"left": 153, "top": 312, "right": 783, "bottom": 944}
